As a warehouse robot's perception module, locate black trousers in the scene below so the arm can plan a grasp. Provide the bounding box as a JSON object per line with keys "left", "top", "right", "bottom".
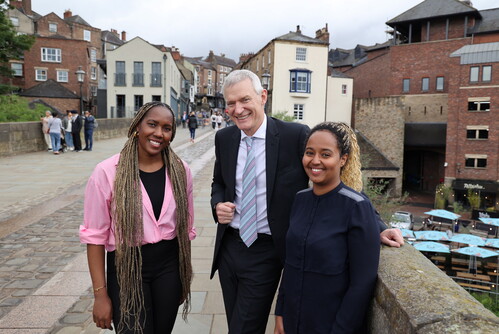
{"left": 107, "top": 239, "right": 182, "bottom": 334}
{"left": 72, "top": 130, "right": 82, "bottom": 151}
{"left": 218, "top": 227, "right": 283, "bottom": 334}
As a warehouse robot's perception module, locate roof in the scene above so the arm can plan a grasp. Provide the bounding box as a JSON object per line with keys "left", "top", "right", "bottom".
{"left": 470, "top": 8, "right": 499, "bottom": 34}
{"left": 184, "top": 57, "right": 215, "bottom": 69}
{"left": 65, "top": 15, "right": 92, "bottom": 27}
{"left": 211, "top": 55, "right": 237, "bottom": 68}
{"left": 450, "top": 41, "right": 499, "bottom": 64}
{"left": 356, "top": 131, "right": 399, "bottom": 171}
{"left": 275, "top": 31, "right": 328, "bottom": 45}
{"left": 330, "top": 69, "right": 351, "bottom": 79}
{"left": 386, "top": 0, "right": 478, "bottom": 26}
{"left": 101, "top": 31, "right": 124, "bottom": 46}
{"left": 19, "top": 80, "right": 78, "bottom": 99}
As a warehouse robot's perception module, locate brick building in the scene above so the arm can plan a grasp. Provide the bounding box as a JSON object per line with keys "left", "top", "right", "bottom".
{"left": 7, "top": 1, "right": 101, "bottom": 114}
{"left": 332, "top": 0, "right": 498, "bottom": 208}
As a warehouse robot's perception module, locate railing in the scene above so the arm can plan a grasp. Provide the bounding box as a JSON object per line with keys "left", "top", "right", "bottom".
{"left": 114, "top": 73, "right": 126, "bottom": 86}
{"left": 150, "top": 73, "right": 162, "bottom": 87}
{"left": 132, "top": 73, "right": 144, "bottom": 87}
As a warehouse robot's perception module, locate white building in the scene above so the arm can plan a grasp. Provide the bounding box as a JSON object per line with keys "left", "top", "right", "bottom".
{"left": 106, "top": 37, "right": 182, "bottom": 119}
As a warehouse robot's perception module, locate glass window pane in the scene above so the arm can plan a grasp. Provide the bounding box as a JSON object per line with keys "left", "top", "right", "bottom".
{"left": 466, "top": 130, "right": 475, "bottom": 139}
{"left": 470, "top": 67, "right": 479, "bottom": 82}
{"left": 403, "top": 79, "right": 410, "bottom": 92}
{"left": 478, "top": 130, "right": 488, "bottom": 139}
{"left": 482, "top": 66, "right": 491, "bottom": 81}
{"left": 422, "top": 78, "right": 429, "bottom": 91}
{"left": 465, "top": 158, "right": 475, "bottom": 168}
{"left": 477, "top": 159, "right": 487, "bottom": 168}
{"left": 436, "top": 77, "right": 444, "bottom": 90}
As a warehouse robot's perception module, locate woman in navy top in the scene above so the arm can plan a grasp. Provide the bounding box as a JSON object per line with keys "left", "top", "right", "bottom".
{"left": 275, "top": 122, "right": 380, "bottom": 334}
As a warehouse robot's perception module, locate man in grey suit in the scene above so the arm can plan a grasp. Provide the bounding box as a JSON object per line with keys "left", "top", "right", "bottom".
{"left": 210, "top": 70, "right": 403, "bottom": 333}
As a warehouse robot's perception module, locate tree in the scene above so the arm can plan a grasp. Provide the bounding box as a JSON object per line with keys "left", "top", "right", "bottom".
{"left": 0, "top": 0, "right": 35, "bottom": 94}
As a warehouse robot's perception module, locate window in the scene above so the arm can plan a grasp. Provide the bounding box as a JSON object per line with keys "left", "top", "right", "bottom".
{"left": 268, "top": 50, "right": 272, "bottom": 65}
{"left": 296, "top": 47, "right": 307, "bottom": 61}
{"left": 115, "top": 61, "right": 126, "bottom": 86}
{"left": 341, "top": 84, "right": 347, "bottom": 95}
{"left": 57, "top": 70, "right": 68, "bottom": 82}
{"left": 262, "top": 55, "right": 265, "bottom": 68}
{"left": 90, "top": 85, "right": 97, "bottom": 96}
{"left": 468, "top": 98, "right": 490, "bottom": 112}
{"left": 208, "top": 87, "right": 213, "bottom": 95}
{"left": 208, "top": 70, "right": 212, "bottom": 77}
{"left": 482, "top": 65, "right": 491, "bottom": 82}
{"left": 49, "top": 23, "right": 57, "bottom": 33}
{"left": 290, "top": 70, "right": 311, "bottom": 93}
{"left": 133, "top": 62, "right": 144, "bottom": 86}
{"left": 208, "top": 78, "right": 212, "bottom": 85}
{"left": 421, "top": 77, "right": 429, "bottom": 91}
{"left": 465, "top": 155, "right": 487, "bottom": 168}
{"left": 470, "top": 66, "right": 479, "bottom": 82}
{"left": 90, "top": 49, "right": 97, "bottom": 63}
{"left": 466, "top": 126, "right": 489, "bottom": 140}
{"left": 403, "top": 79, "right": 410, "bottom": 93}
{"left": 35, "top": 68, "right": 47, "bottom": 81}
{"left": 152, "top": 95, "right": 161, "bottom": 102}
{"left": 256, "top": 59, "right": 259, "bottom": 71}
{"left": 11, "top": 63, "right": 23, "bottom": 76}
{"left": 84, "top": 30, "right": 91, "bottom": 42}
{"left": 436, "top": 77, "right": 444, "bottom": 91}
{"left": 91, "top": 67, "right": 97, "bottom": 80}
{"left": 10, "top": 17, "right": 19, "bottom": 26}
{"left": 134, "top": 95, "right": 143, "bottom": 111}
{"left": 41, "top": 48, "right": 61, "bottom": 62}
{"left": 151, "top": 62, "right": 162, "bottom": 87}
{"left": 293, "top": 104, "right": 304, "bottom": 120}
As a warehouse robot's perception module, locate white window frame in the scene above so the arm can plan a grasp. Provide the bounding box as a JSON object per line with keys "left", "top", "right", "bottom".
{"left": 90, "top": 49, "right": 97, "bottom": 63}
{"left": 293, "top": 104, "right": 304, "bottom": 121}
{"left": 466, "top": 126, "right": 489, "bottom": 140}
{"left": 296, "top": 47, "right": 307, "bottom": 61}
{"left": 268, "top": 50, "right": 271, "bottom": 64}
{"left": 11, "top": 63, "right": 23, "bottom": 76}
{"left": 84, "top": 30, "right": 91, "bottom": 42}
{"left": 41, "top": 48, "right": 61, "bottom": 62}
{"left": 208, "top": 70, "right": 212, "bottom": 77}
{"left": 91, "top": 67, "right": 97, "bottom": 80}
{"left": 56, "top": 70, "right": 68, "bottom": 82}
{"left": 35, "top": 68, "right": 48, "bottom": 81}
{"left": 468, "top": 98, "right": 490, "bottom": 112}
{"left": 464, "top": 154, "right": 487, "bottom": 169}
{"left": 49, "top": 23, "right": 57, "bottom": 33}
{"left": 10, "top": 17, "right": 19, "bottom": 26}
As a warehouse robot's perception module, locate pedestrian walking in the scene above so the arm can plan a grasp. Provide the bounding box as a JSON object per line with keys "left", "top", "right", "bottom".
{"left": 187, "top": 111, "right": 198, "bottom": 143}
{"left": 79, "top": 101, "right": 195, "bottom": 333}
{"left": 62, "top": 110, "right": 74, "bottom": 151}
{"left": 216, "top": 112, "right": 223, "bottom": 129}
{"left": 41, "top": 110, "right": 53, "bottom": 151}
{"left": 211, "top": 113, "right": 217, "bottom": 129}
{"left": 83, "top": 111, "right": 96, "bottom": 151}
{"left": 181, "top": 111, "right": 187, "bottom": 128}
{"left": 71, "top": 110, "right": 83, "bottom": 152}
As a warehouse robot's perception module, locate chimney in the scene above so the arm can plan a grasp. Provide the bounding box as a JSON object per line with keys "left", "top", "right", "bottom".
{"left": 121, "top": 31, "right": 126, "bottom": 41}
{"left": 296, "top": 25, "right": 301, "bottom": 34}
{"left": 11, "top": 0, "right": 32, "bottom": 15}
{"left": 110, "top": 28, "right": 118, "bottom": 36}
{"left": 64, "top": 9, "right": 72, "bottom": 19}
{"left": 315, "top": 24, "right": 330, "bottom": 43}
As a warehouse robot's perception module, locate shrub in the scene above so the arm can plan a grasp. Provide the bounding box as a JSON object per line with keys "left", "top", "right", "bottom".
{"left": 467, "top": 189, "right": 481, "bottom": 209}
{"left": 0, "top": 95, "right": 47, "bottom": 122}
{"left": 271, "top": 111, "right": 295, "bottom": 122}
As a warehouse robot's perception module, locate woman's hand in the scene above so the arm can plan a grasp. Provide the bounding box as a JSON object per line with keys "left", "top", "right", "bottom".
{"left": 274, "top": 315, "right": 285, "bottom": 334}
{"left": 93, "top": 292, "right": 113, "bottom": 330}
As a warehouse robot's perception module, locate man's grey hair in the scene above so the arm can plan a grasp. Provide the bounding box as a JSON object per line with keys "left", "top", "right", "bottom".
{"left": 222, "top": 70, "right": 263, "bottom": 97}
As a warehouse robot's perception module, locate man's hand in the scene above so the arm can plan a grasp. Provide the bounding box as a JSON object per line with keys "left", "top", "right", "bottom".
{"left": 216, "top": 202, "right": 236, "bottom": 224}
{"left": 380, "top": 228, "right": 404, "bottom": 248}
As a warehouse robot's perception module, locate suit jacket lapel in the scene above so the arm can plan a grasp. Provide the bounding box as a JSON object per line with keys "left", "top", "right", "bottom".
{"left": 266, "top": 116, "right": 279, "bottom": 207}
{"left": 227, "top": 129, "right": 241, "bottom": 201}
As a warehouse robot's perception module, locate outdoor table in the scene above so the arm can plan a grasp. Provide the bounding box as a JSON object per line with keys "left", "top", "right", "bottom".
{"left": 451, "top": 266, "right": 483, "bottom": 273}
{"left": 456, "top": 272, "right": 491, "bottom": 282}
{"left": 452, "top": 258, "right": 481, "bottom": 266}
{"left": 431, "top": 256, "right": 446, "bottom": 262}
{"left": 458, "top": 282, "right": 491, "bottom": 291}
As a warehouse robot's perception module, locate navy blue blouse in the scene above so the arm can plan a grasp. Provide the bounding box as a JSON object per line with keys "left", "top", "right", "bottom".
{"left": 276, "top": 182, "right": 380, "bottom": 334}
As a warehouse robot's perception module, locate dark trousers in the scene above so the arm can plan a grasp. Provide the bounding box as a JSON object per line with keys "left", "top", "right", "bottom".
{"left": 84, "top": 129, "right": 93, "bottom": 150}
{"left": 72, "top": 131, "right": 82, "bottom": 151}
{"left": 218, "top": 227, "right": 282, "bottom": 334}
{"left": 189, "top": 128, "right": 196, "bottom": 139}
{"left": 107, "top": 239, "right": 182, "bottom": 334}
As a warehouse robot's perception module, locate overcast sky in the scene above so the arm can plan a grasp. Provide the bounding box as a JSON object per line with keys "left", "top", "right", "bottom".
{"left": 32, "top": 0, "right": 498, "bottom": 61}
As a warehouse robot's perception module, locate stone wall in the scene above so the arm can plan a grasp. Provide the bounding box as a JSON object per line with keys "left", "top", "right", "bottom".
{"left": 370, "top": 245, "right": 499, "bottom": 333}
{"left": 0, "top": 118, "right": 131, "bottom": 157}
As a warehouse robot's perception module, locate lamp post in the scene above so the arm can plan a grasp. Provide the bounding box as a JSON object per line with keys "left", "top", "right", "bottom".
{"left": 75, "top": 67, "right": 85, "bottom": 114}
{"left": 261, "top": 71, "right": 271, "bottom": 114}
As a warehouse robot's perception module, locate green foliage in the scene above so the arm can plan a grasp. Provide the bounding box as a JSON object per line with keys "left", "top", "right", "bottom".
{"left": 467, "top": 189, "right": 481, "bottom": 209}
{"left": 363, "top": 178, "right": 408, "bottom": 223}
{"left": 452, "top": 201, "right": 466, "bottom": 215}
{"left": 435, "top": 184, "right": 452, "bottom": 209}
{"left": 0, "top": 1, "right": 35, "bottom": 81}
{"left": 471, "top": 292, "right": 499, "bottom": 317}
{"left": 271, "top": 111, "right": 295, "bottom": 122}
{"left": 0, "top": 95, "right": 47, "bottom": 122}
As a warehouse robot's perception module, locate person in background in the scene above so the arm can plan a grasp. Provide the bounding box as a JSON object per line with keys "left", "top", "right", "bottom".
{"left": 62, "top": 110, "right": 74, "bottom": 151}
{"left": 47, "top": 111, "right": 63, "bottom": 155}
{"left": 187, "top": 111, "right": 198, "bottom": 143}
{"left": 83, "top": 110, "right": 96, "bottom": 151}
{"left": 80, "top": 102, "right": 195, "bottom": 333}
{"left": 71, "top": 110, "right": 83, "bottom": 152}
{"left": 210, "top": 69, "right": 403, "bottom": 333}
{"left": 41, "top": 110, "right": 53, "bottom": 151}
{"left": 274, "top": 122, "right": 380, "bottom": 334}
{"left": 216, "top": 112, "right": 223, "bottom": 129}
{"left": 211, "top": 112, "right": 217, "bottom": 130}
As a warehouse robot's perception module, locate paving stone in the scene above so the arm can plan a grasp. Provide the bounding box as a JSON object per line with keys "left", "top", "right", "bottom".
{"left": 60, "top": 313, "right": 92, "bottom": 324}
{"left": 4, "top": 279, "right": 43, "bottom": 289}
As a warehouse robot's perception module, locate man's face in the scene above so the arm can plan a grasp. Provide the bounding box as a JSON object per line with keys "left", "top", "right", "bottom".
{"left": 224, "top": 78, "right": 267, "bottom": 136}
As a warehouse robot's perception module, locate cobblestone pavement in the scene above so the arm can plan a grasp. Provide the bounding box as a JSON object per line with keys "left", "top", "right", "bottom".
{"left": 0, "top": 125, "right": 277, "bottom": 334}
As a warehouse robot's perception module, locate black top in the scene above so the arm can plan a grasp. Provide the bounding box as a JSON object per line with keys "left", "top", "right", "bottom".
{"left": 139, "top": 165, "right": 166, "bottom": 220}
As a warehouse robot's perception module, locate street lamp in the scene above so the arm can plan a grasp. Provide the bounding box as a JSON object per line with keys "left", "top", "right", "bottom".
{"left": 75, "top": 67, "right": 85, "bottom": 114}
{"left": 262, "top": 71, "right": 271, "bottom": 90}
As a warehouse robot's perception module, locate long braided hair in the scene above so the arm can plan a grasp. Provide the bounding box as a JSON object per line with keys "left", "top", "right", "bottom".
{"left": 112, "top": 102, "right": 192, "bottom": 332}
{"left": 306, "top": 122, "right": 363, "bottom": 192}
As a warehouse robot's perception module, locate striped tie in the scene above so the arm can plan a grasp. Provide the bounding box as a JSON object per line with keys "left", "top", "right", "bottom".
{"left": 239, "top": 137, "right": 258, "bottom": 247}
